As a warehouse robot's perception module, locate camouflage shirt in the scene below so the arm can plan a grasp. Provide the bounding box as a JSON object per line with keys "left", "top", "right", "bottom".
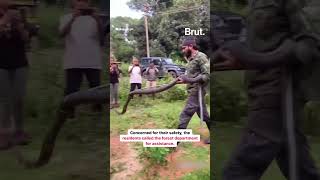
{"left": 185, "top": 51, "right": 210, "bottom": 94}
{"left": 246, "top": 0, "right": 315, "bottom": 142}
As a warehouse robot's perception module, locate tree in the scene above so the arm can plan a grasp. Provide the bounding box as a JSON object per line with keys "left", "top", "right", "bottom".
{"left": 111, "top": 17, "right": 138, "bottom": 62}
{"left": 126, "top": 0, "right": 210, "bottom": 58}
{"left": 211, "top": 0, "right": 248, "bottom": 15}
{"left": 127, "top": 0, "right": 174, "bottom": 14}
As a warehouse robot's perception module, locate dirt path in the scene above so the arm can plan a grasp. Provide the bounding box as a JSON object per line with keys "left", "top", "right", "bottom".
{"left": 153, "top": 127, "right": 210, "bottom": 179}
{"left": 110, "top": 124, "right": 209, "bottom": 179}
{"left": 147, "top": 147, "right": 204, "bottom": 179}
{"left": 110, "top": 136, "right": 143, "bottom": 180}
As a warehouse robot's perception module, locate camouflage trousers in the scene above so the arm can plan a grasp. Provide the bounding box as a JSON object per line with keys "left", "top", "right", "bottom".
{"left": 223, "top": 130, "right": 320, "bottom": 180}
{"left": 178, "top": 92, "right": 210, "bottom": 130}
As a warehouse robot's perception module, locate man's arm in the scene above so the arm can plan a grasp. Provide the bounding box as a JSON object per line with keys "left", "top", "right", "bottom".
{"left": 178, "top": 57, "right": 210, "bottom": 84}
{"left": 16, "top": 21, "right": 29, "bottom": 42}
{"left": 286, "top": 0, "right": 319, "bottom": 64}
{"left": 4, "top": 10, "right": 29, "bottom": 42}
{"left": 214, "top": 1, "right": 319, "bottom": 70}
{"left": 118, "top": 68, "right": 122, "bottom": 74}
{"left": 91, "top": 11, "right": 104, "bottom": 47}
{"left": 128, "top": 65, "right": 133, "bottom": 74}
{"left": 59, "top": 17, "right": 75, "bottom": 37}
{"left": 59, "top": 11, "right": 80, "bottom": 37}
{"left": 199, "top": 58, "right": 210, "bottom": 83}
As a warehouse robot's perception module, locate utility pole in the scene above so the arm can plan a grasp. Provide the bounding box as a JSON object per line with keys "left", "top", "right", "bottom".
{"left": 143, "top": 4, "right": 150, "bottom": 57}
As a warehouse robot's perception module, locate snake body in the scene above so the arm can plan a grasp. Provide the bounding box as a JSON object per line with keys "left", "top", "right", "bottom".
{"left": 17, "top": 85, "right": 108, "bottom": 168}
{"left": 17, "top": 107, "right": 68, "bottom": 168}
{"left": 116, "top": 79, "right": 179, "bottom": 114}
{"left": 17, "top": 79, "right": 180, "bottom": 168}
{"left": 213, "top": 40, "right": 295, "bottom": 71}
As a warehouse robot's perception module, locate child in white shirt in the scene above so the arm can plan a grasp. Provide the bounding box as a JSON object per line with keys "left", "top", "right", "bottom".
{"left": 128, "top": 57, "right": 142, "bottom": 96}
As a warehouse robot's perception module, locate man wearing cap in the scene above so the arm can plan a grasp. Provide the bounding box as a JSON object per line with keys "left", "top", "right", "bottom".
{"left": 177, "top": 37, "right": 211, "bottom": 144}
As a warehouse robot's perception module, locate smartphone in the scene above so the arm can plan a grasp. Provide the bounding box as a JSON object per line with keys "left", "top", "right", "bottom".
{"left": 80, "top": 8, "right": 94, "bottom": 16}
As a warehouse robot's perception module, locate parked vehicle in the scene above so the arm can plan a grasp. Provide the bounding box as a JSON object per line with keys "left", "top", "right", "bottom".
{"left": 140, "top": 57, "right": 186, "bottom": 78}
{"left": 211, "top": 11, "right": 246, "bottom": 51}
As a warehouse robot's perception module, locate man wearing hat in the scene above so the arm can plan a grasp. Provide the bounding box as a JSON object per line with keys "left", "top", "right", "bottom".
{"left": 177, "top": 37, "right": 211, "bottom": 144}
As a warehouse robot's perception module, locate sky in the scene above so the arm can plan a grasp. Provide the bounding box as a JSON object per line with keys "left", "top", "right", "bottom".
{"left": 110, "top": 0, "right": 143, "bottom": 19}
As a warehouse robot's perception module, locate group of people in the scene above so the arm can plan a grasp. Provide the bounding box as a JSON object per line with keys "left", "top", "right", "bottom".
{"left": 0, "top": 0, "right": 105, "bottom": 150}
{"left": 110, "top": 37, "right": 211, "bottom": 145}
{"left": 109, "top": 57, "right": 159, "bottom": 108}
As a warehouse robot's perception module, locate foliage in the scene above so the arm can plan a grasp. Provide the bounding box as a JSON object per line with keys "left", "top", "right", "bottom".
{"left": 182, "top": 169, "right": 211, "bottom": 180}
{"left": 111, "top": 74, "right": 210, "bottom": 178}
{"left": 212, "top": 72, "right": 247, "bottom": 122}
{"left": 127, "top": 0, "right": 174, "bottom": 13}
{"left": 3, "top": 44, "right": 108, "bottom": 179}
{"left": 304, "top": 102, "right": 320, "bottom": 136}
{"left": 211, "top": 0, "right": 248, "bottom": 15}
{"left": 43, "top": 0, "right": 101, "bottom": 6}
{"left": 111, "top": 17, "right": 138, "bottom": 62}
{"left": 35, "top": 6, "right": 64, "bottom": 49}
{"left": 163, "top": 85, "right": 187, "bottom": 102}
{"left": 112, "top": 0, "right": 210, "bottom": 60}
{"left": 138, "top": 147, "right": 172, "bottom": 165}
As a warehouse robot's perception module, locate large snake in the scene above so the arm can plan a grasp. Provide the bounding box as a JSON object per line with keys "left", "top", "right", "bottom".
{"left": 213, "top": 39, "right": 320, "bottom": 71}
{"left": 213, "top": 38, "right": 320, "bottom": 180}
{"left": 116, "top": 79, "right": 179, "bottom": 115}
{"left": 16, "top": 85, "right": 108, "bottom": 168}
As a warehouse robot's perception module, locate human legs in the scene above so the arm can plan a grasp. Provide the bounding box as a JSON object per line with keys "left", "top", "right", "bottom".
{"left": 64, "top": 69, "right": 83, "bottom": 117}
{"left": 84, "top": 69, "right": 102, "bottom": 111}
{"left": 113, "top": 83, "right": 119, "bottom": 107}
{"left": 0, "top": 69, "right": 12, "bottom": 149}
{"left": 11, "top": 67, "right": 30, "bottom": 145}
{"left": 223, "top": 131, "right": 279, "bottom": 180}
{"left": 178, "top": 93, "right": 198, "bottom": 129}
{"left": 276, "top": 131, "right": 320, "bottom": 180}
{"left": 11, "top": 67, "right": 28, "bottom": 132}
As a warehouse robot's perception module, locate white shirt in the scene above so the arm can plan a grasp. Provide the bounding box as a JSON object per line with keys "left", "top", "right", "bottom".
{"left": 128, "top": 65, "right": 142, "bottom": 84}
{"left": 59, "top": 14, "right": 102, "bottom": 69}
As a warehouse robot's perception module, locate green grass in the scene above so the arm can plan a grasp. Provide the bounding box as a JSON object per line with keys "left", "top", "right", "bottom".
{"left": 110, "top": 79, "right": 210, "bottom": 179}
{"left": 182, "top": 169, "right": 211, "bottom": 180}
{"left": 213, "top": 122, "right": 320, "bottom": 180}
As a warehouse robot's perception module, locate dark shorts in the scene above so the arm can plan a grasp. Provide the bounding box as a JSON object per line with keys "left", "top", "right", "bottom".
{"left": 65, "top": 68, "right": 101, "bottom": 95}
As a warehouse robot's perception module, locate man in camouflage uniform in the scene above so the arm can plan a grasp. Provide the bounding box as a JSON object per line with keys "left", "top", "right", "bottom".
{"left": 217, "top": 0, "right": 320, "bottom": 179}
{"left": 177, "top": 37, "right": 211, "bottom": 144}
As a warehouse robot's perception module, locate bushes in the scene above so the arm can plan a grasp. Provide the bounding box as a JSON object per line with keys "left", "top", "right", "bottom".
{"left": 163, "top": 85, "right": 187, "bottom": 102}
{"left": 36, "top": 6, "right": 64, "bottom": 49}
{"left": 304, "top": 102, "right": 320, "bottom": 136}
{"left": 138, "top": 147, "right": 172, "bottom": 165}
{"left": 183, "top": 170, "right": 211, "bottom": 180}
{"left": 212, "top": 72, "right": 247, "bottom": 122}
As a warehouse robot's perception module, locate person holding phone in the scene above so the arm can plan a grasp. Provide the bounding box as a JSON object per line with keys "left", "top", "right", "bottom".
{"left": 128, "top": 57, "right": 142, "bottom": 96}
{"left": 110, "top": 59, "right": 121, "bottom": 108}
{"left": 59, "top": 0, "right": 103, "bottom": 117}
{"left": 0, "top": 0, "right": 30, "bottom": 150}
